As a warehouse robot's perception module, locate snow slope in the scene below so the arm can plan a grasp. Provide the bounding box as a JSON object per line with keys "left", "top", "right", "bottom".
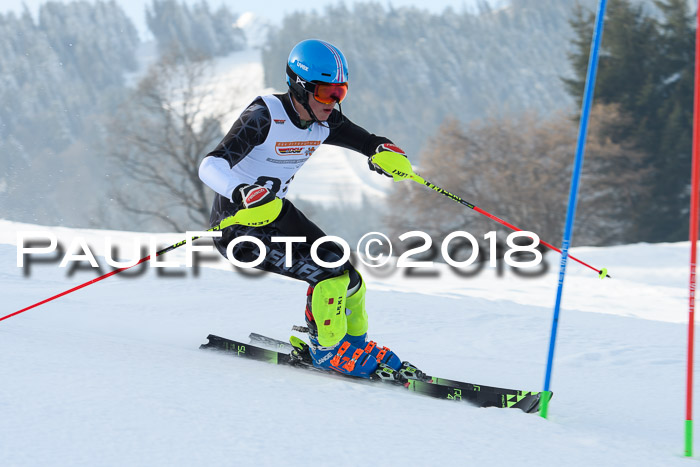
{"left": 0, "top": 220, "right": 696, "bottom": 466}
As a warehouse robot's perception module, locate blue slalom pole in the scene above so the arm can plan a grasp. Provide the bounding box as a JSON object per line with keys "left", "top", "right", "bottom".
{"left": 540, "top": 0, "right": 609, "bottom": 419}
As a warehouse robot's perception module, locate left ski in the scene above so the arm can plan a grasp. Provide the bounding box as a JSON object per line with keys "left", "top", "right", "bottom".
{"left": 202, "top": 334, "right": 547, "bottom": 413}
{"left": 249, "top": 332, "right": 294, "bottom": 351}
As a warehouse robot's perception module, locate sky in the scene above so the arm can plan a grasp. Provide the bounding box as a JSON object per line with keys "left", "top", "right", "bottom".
{"left": 1, "top": 0, "right": 507, "bottom": 39}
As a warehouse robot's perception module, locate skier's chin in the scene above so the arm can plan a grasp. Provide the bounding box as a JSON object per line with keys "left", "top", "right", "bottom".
{"left": 318, "top": 109, "right": 333, "bottom": 121}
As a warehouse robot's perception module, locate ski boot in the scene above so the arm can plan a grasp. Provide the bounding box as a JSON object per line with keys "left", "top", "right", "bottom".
{"left": 304, "top": 274, "right": 379, "bottom": 378}
{"left": 344, "top": 334, "right": 402, "bottom": 371}
{"left": 342, "top": 275, "right": 403, "bottom": 370}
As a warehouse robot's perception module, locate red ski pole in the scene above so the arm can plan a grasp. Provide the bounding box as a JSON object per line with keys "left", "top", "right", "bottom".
{"left": 371, "top": 151, "right": 610, "bottom": 279}
{"left": 1, "top": 199, "right": 283, "bottom": 323}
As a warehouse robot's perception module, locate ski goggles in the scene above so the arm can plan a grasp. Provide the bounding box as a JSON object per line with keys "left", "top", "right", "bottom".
{"left": 313, "top": 82, "right": 348, "bottom": 105}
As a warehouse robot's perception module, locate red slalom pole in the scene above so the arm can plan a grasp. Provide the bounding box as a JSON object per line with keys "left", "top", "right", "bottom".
{"left": 686, "top": 2, "right": 700, "bottom": 457}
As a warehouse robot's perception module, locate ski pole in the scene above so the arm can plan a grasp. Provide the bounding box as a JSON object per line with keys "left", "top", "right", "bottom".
{"left": 1, "top": 199, "right": 283, "bottom": 323}
{"left": 370, "top": 151, "right": 610, "bottom": 279}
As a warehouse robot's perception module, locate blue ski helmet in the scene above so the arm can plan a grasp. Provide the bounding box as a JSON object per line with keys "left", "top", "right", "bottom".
{"left": 286, "top": 39, "right": 349, "bottom": 105}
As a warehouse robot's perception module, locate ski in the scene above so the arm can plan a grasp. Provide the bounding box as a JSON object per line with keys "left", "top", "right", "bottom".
{"left": 249, "top": 332, "right": 293, "bottom": 351}
{"left": 201, "top": 334, "right": 548, "bottom": 413}
{"left": 249, "top": 332, "right": 547, "bottom": 411}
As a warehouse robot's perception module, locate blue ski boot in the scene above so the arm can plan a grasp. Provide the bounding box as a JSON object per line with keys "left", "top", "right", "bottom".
{"left": 344, "top": 334, "right": 402, "bottom": 371}
{"left": 342, "top": 276, "right": 402, "bottom": 371}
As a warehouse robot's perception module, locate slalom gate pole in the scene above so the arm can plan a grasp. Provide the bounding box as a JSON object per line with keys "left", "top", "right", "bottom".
{"left": 685, "top": 0, "right": 700, "bottom": 457}
{"left": 540, "top": 0, "right": 608, "bottom": 419}
{"left": 0, "top": 199, "right": 283, "bottom": 323}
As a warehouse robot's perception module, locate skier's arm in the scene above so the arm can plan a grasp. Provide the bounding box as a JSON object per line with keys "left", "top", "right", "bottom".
{"left": 324, "top": 111, "right": 393, "bottom": 157}
{"left": 198, "top": 98, "right": 271, "bottom": 200}
{"left": 324, "top": 111, "right": 407, "bottom": 178}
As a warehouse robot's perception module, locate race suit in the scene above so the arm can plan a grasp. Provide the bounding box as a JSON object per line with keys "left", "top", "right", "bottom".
{"left": 198, "top": 92, "right": 393, "bottom": 286}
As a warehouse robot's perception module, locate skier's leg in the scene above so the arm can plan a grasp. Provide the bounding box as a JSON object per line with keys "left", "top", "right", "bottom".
{"left": 343, "top": 274, "right": 402, "bottom": 370}
{"left": 212, "top": 199, "right": 387, "bottom": 377}
{"left": 304, "top": 272, "right": 378, "bottom": 377}
{"left": 344, "top": 274, "right": 368, "bottom": 337}
{"left": 213, "top": 199, "right": 353, "bottom": 284}
{"left": 309, "top": 271, "right": 350, "bottom": 347}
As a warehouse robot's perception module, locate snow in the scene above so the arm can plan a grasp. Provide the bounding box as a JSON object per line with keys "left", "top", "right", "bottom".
{"left": 0, "top": 219, "right": 697, "bottom": 466}
{"left": 0, "top": 21, "right": 695, "bottom": 466}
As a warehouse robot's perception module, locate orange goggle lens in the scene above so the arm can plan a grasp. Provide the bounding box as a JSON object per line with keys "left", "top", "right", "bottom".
{"left": 313, "top": 83, "right": 348, "bottom": 105}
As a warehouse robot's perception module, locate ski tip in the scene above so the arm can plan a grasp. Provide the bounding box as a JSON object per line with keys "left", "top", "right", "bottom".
{"left": 534, "top": 390, "right": 554, "bottom": 415}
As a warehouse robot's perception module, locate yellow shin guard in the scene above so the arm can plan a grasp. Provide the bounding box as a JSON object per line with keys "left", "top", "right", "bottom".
{"left": 311, "top": 272, "right": 350, "bottom": 347}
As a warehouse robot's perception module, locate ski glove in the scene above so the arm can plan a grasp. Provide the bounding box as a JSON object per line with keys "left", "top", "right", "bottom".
{"left": 368, "top": 143, "right": 407, "bottom": 178}
{"left": 232, "top": 183, "right": 276, "bottom": 209}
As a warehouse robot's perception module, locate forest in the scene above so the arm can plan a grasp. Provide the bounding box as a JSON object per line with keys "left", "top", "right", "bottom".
{"left": 0, "top": 0, "right": 695, "bottom": 246}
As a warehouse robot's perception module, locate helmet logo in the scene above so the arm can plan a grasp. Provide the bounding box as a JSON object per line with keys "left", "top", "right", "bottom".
{"left": 296, "top": 76, "right": 306, "bottom": 89}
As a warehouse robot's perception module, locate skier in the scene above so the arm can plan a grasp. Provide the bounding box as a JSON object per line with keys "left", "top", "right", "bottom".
{"left": 198, "top": 39, "right": 410, "bottom": 379}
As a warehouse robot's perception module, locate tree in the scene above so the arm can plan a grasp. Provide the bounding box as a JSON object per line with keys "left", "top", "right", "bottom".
{"left": 261, "top": 1, "right": 584, "bottom": 159}
{"left": 564, "top": 0, "right": 659, "bottom": 114}
{"left": 648, "top": 0, "right": 695, "bottom": 239}
{"left": 107, "top": 52, "right": 236, "bottom": 231}
{"left": 564, "top": 0, "right": 695, "bottom": 241}
{"left": 146, "top": 0, "right": 245, "bottom": 61}
{"left": 386, "top": 105, "right": 650, "bottom": 247}
{"left": 0, "top": 1, "right": 140, "bottom": 227}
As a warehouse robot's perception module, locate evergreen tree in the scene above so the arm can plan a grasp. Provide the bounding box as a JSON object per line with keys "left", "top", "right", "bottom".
{"left": 146, "top": 0, "right": 245, "bottom": 60}
{"left": 564, "top": 1, "right": 660, "bottom": 125}
{"left": 564, "top": 0, "right": 695, "bottom": 241}
{"left": 649, "top": 0, "right": 695, "bottom": 239}
{"left": 0, "top": 1, "right": 140, "bottom": 226}
{"left": 261, "top": 1, "right": 592, "bottom": 159}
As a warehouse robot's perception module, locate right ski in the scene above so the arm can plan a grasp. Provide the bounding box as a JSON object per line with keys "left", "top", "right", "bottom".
{"left": 205, "top": 334, "right": 548, "bottom": 413}
{"left": 249, "top": 332, "right": 546, "bottom": 412}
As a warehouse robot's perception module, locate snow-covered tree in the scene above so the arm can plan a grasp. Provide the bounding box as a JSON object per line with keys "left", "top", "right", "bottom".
{"left": 146, "top": 0, "right": 245, "bottom": 60}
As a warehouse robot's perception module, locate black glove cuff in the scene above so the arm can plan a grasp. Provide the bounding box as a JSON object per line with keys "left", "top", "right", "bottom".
{"left": 231, "top": 183, "right": 247, "bottom": 206}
